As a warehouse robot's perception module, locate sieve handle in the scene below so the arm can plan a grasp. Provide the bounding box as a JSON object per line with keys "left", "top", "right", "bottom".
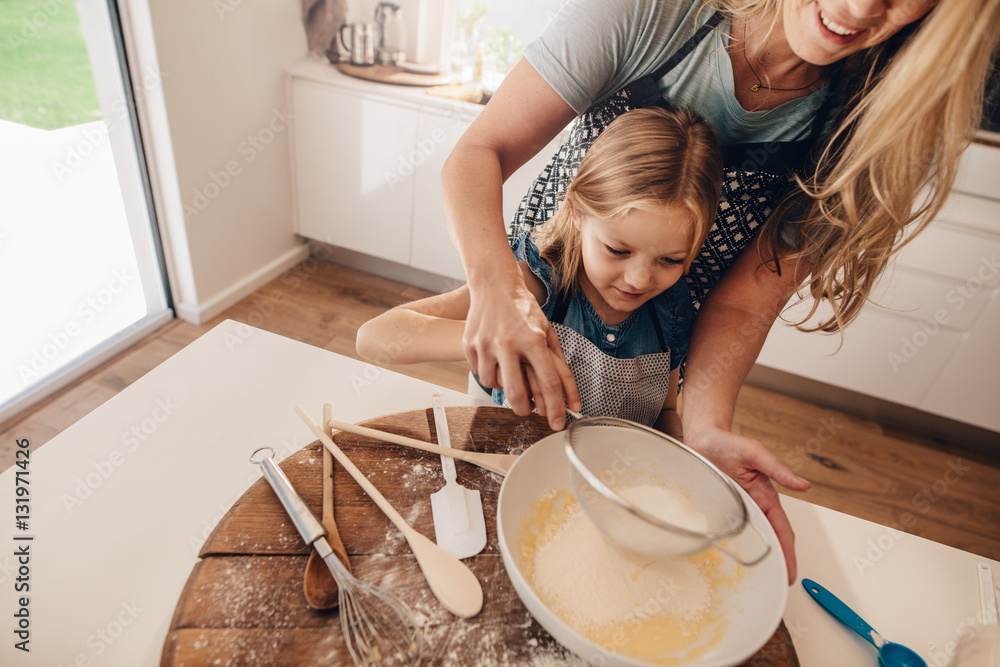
{"left": 713, "top": 518, "right": 771, "bottom": 567}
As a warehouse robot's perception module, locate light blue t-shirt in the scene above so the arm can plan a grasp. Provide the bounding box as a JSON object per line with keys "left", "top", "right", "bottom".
{"left": 524, "top": 0, "right": 827, "bottom": 146}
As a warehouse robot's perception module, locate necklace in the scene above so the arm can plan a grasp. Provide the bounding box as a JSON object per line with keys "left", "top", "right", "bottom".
{"left": 742, "top": 24, "right": 824, "bottom": 93}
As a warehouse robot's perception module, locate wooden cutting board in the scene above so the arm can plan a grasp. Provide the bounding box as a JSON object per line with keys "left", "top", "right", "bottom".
{"left": 161, "top": 406, "right": 799, "bottom": 666}
{"left": 335, "top": 62, "right": 454, "bottom": 86}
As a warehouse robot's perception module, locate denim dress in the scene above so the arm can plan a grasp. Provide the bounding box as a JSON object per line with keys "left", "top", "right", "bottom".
{"left": 492, "top": 234, "right": 693, "bottom": 426}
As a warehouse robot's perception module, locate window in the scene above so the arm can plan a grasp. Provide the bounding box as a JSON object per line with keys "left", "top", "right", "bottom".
{"left": 451, "top": 1, "right": 567, "bottom": 89}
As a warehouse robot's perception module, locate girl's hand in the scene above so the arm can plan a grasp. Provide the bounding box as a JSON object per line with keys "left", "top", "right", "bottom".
{"left": 684, "top": 425, "right": 811, "bottom": 584}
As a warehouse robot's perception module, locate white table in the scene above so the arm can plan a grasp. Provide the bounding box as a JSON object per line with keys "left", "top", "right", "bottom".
{"left": 1, "top": 320, "right": 995, "bottom": 666}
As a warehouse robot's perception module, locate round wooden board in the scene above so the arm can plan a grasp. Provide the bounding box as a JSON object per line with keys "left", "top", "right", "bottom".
{"left": 334, "top": 62, "right": 454, "bottom": 87}
{"left": 161, "top": 405, "right": 800, "bottom": 666}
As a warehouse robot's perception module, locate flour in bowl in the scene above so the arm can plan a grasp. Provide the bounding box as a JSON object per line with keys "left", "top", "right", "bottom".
{"left": 521, "top": 490, "right": 723, "bottom": 663}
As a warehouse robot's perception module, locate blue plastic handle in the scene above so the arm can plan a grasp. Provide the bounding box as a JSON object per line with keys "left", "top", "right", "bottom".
{"left": 802, "top": 578, "right": 881, "bottom": 648}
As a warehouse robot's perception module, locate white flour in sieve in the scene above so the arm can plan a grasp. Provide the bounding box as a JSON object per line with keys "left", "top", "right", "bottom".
{"left": 617, "top": 483, "right": 709, "bottom": 533}
{"left": 531, "top": 496, "right": 711, "bottom": 631}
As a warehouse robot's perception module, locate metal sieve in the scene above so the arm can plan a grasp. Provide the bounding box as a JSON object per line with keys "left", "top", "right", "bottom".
{"left": 564, "top": 414, "right": 771, "bottom": 565}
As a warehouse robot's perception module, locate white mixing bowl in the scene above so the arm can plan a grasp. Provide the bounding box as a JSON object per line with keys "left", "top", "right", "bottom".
{"left": 497, "top": 431, "right": 788, "bottom": 667}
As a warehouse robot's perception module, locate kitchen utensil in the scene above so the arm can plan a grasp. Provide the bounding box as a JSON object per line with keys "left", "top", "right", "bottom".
{"left": 250, "top": 446, "right": 421, "bottom": 666}
{"left": 324, "top": 416, "right": 518, "bottom": 476}
{"left": 949, "top": 562, "right": 1000, "bottom": 667}
{"left": 373, "top": 2, "right": 406, "bottom": 66}
{"left": 429, "top": 393, "right": 486, "bottom": 559}
{"left": 296, "top": 406, "right": 484, "bottom": 618}
{"left": 339, "top": 22, "right": 376, "bottom": 66}
{"left": 802, "top": 578, "right": 927, "bottom": 667}
{"left": 303, "top": 403, "right": 352, "bottom": 611}
{"left": 563, "top": 413, "right": 770, "bottom": 564}
{"left": 980, "top": 561, "right": 999, "bottom": 627}
{"left": 497, "top": 431, "right": 788, "bottom": 667}
{"left": 400, "top": 62, "right": 443, "bottom": 75}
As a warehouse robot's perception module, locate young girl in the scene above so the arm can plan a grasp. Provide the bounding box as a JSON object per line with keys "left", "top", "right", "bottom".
{"left": 357, "top": 107, "right": 722, "bottom": 434}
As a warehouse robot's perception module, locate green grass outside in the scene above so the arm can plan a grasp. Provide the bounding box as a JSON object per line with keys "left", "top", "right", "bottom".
{"left": 0, "top": 0, "right": 101, "bottom": 129}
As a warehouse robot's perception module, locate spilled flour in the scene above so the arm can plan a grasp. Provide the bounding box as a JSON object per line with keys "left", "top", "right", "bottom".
{"left": 522, "top": 489, "right": 735, "bottom": 664}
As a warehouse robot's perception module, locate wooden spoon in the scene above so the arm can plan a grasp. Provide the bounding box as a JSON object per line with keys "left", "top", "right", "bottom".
{"left": 297, "top": 406, "right": 484, "bottom": 618}
{"left": 302, "top": 404, "right": 352, "bottom": 611}
{"left": 325, "top": 416, "right": 519, "bottom": 476}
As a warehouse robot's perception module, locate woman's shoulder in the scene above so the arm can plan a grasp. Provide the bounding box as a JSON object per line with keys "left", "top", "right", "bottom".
{"left": 524, "top": 0, "right": 716, "bottom": 114}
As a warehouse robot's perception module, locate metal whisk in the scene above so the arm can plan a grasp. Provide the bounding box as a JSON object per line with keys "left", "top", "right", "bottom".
{"left": 252, "top": 447, "right": 422, "bottom": 666}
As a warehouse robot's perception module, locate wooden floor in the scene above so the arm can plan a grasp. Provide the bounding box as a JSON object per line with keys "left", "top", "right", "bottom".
{"left": 3, "top": 257, "right": 998, "bottom": 562}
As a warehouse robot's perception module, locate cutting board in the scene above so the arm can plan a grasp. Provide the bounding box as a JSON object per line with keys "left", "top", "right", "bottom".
{"left": 335, "top": 62, "right": 454, "bottom": 86}
{"left": 161, "top": 406, "right": 799, "bottom": 666}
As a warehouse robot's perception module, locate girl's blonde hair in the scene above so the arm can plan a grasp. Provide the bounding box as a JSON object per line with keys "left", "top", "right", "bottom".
{"left": 534, "top": 106, "right": 723, "bottom": 299}
{"left": 721, "top": 0, "right": 1000, "bottom": 333}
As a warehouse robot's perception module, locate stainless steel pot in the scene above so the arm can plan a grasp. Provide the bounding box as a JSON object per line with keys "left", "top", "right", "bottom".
{"left": 339, "top": 22, "right": 376, "bottom": 66}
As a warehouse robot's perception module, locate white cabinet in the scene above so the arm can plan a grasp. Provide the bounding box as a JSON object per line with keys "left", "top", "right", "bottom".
{"left": 291, "top": 80, "right": 418, "bottom": 264}
{"left": 410, "top": 106, "right": 477, "bottom": 282}
{"left": 756, "top": 189, "right": 1000, "bottom": 434}
{"left": 410, "top": 106, "right": 564, "bottom": 282}
{"left": 288, "top": 59, "right": 564, "bottom": 284}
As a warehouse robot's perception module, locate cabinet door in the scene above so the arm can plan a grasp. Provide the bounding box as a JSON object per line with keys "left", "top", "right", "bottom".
{"left": 291, "top": 80, "right": 417, "bottom": 264}
{"left": 756, "top": 297, "right": 963, "bottom": 407}
{"left": 410, "top": 108, "right": 476, "bottom": 284}
{"left": 756, "top": 199, "right": 1000, "bottom": 431}
{"left": 921, "top": 292, "right": 1000, "bottom": 431}
{"left": 410, "top": 106, "right": 566, "bottom": 283}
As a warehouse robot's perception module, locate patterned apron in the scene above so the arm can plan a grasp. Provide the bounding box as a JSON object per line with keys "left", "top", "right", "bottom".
{"left": 509, "top": 12, "right": 831, "bottom": 310}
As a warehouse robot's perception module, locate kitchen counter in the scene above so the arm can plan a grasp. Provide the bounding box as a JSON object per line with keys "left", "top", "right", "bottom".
{"left": 1, "top": 320, "right": 996, "bottom": 666}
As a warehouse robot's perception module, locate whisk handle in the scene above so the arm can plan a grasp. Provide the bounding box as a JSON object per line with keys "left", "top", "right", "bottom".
{"left": 252, "top": 447, "right": 326, "bottom": 546}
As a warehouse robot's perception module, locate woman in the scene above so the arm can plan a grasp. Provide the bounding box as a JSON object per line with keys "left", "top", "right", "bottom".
{"left": 440, "top": 0, "right": 1000, "bottom": 582}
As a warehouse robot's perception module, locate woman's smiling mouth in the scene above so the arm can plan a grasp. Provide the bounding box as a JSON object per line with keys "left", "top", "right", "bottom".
{"left": 817, "top": 6, "right": 866, "bottom": 44}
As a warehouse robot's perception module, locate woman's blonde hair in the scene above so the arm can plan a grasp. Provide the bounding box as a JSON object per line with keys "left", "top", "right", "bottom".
{"left": 534, "top": 106, "right": 723, "bottom": 299}
{"left": 721, "top": 0, "right": 1000, "bottom": 333}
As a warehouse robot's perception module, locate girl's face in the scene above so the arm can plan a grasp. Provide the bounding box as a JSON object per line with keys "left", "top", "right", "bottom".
{"left": 782, "top": 0, "right": 938, "bottom": 65}
{"left": 574, "top": 204, "right": 695, "bottom": 326}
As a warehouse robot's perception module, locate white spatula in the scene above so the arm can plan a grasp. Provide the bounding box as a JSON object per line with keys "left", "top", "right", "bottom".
{"left": 429, "top": 393, "right": 487, "bottom": 560}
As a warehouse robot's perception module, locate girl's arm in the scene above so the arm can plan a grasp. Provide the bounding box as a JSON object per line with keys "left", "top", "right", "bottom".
{"left": 653, "top": 367, "right": 683, "bottom": 439}
{"left": 356, "top": 287, "right": 472, "bottom": 365}
{"left": 356, "top": 261, "right": 553, "bottom": 368}
{"left": 441, "top": 59, "right": 581, "bottom": 429}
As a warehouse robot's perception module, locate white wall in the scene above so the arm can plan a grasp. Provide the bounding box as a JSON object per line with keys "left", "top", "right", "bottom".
{"left": 134, "top": 0, "right": 312, "bottom": 323}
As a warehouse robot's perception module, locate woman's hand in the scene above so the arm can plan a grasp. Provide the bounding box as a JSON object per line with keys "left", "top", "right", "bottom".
{"left": 680, "top": 237, "right": 814, "bottom": 583}
{"left": 441, "top": 59, "right": 580, "bottom": 431}
{"left": 471, "top": 280, "right": 580, "bottom": 430}
{"left": 685, "top": 426, "right": 810, "bottom": 584}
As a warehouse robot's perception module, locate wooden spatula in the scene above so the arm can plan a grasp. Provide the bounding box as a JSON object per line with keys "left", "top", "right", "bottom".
{"left": 302, "top": 403, "right": 352, "bottom": 610}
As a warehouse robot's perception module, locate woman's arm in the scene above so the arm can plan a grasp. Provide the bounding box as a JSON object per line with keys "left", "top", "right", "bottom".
{"left": 441, "top": 58, "right": 582, "bottom": 429}
{"left": 681, "top": 241, "right": 813, "bottom": 584}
